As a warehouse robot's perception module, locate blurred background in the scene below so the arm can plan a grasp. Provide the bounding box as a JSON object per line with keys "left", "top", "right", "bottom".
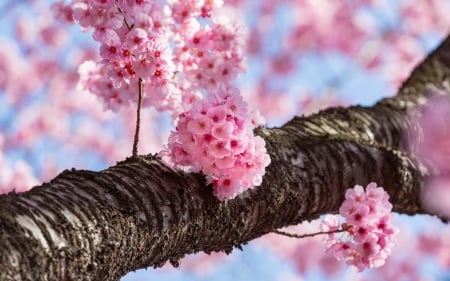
{"left": 1, "top": 0, "right": 450, "bottom": 280}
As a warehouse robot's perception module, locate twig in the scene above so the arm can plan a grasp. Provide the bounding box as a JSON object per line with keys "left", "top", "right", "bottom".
{"left": 117, "top": 7, "right": 133, "bottom": 30}
{"left": 272, "top": 228, "right": 347, "bottom": 239}
{"left": 132, "top": 78, "right": 143, "bottom": 158}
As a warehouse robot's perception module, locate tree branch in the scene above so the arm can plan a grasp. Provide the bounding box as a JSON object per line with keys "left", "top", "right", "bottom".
{"left": 1, "top": 35, "right": 450, "bottom": 281}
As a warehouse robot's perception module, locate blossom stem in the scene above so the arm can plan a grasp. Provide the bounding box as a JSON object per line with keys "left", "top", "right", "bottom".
{"left": 272, "top": 228, "right": 347, "bottom": 239}
{"left": 118, "top": 7, "right": 133, "bottom": 30}
{"left": 132, "top": 78, "right": 143, "bottom": 158}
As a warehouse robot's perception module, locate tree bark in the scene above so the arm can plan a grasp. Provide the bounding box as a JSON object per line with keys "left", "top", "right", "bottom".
{"left": 2, "top": 35, "right": 450, "bottom": 281}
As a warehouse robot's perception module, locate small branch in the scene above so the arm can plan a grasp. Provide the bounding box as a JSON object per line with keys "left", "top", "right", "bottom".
{"left": 118, "top": 7, "right": 133, "bottom": 30}
{"left": 132, "top": 78, "right": 143, "bottom": 158}
{"left": 117, "top": 5, "right": 139, "bottom": 157}
{"left": 272, "top": 228, "right": 348, "bottom": 239}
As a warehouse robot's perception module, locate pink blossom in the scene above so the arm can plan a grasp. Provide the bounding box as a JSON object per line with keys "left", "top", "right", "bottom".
{"left": 71, "top": 2, "right": 92, "bottom": 28}
{"left": 320, "top": 215, "right": 340, "bottom": 242}
{"left": 214, "top": 156, "right": 235, "bottom": 169}
{"left": 224, "top": 91, "right": 247, "bottom": 118}
{"left": 133, "top": 12, "right": 153, "bottom": 30}
{"left": 358, "top": 234, "right": 381, "bottom": 259}
{"left": 208, "top": 139, "right": 231, "bottom": 158}
{"left": 187, "top": 115, "right": 213, "bottom": 135}
{"left": 345, "top": 184, "right": 366, "bottom": 202}
{"left": 213, "top": 175, "right": 241, "bottom": 200}
{"left": 99, "top": 31, "right": 121, "bottom": 60}
{"left": 329, "top": 241, "right": 353, "bottom": 261}
{"left": 210, "top": 18, "right": 242, "bottom": 52}
{"left": 118, "top": 0, "right": 152, "bottom": 14}
{"left": 353, "top": 225, "right": 375, "bottom": 243}
{"left": 211, "top": 122, "right": 234, "bottom": 139}
{"left": 229, "top": 136, "right": 248, "bottom": 154}
{"left": 207, "top": 105, "right": 227, "bottom": 124}
{"left": 125, "top": 28, "right": 148, "bottom": 50}
{"left": 187, "top": 28, "right": 211, "bottom": 50}
{"left": 132, "top": 54, "right": 156, "bottom": 78}
{"left": 347, "top": 205, "right": 370, "bottom": 226}
{"left": 169, "top": 0, "right": 201, "bottom": 24}
{"left": 339, "top": 199, "right": 357, "bottom": 218}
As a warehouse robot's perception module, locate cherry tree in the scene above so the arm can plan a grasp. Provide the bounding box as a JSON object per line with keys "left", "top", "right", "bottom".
{"left": 1, "top": 0, "right": 450, "bottom": 280}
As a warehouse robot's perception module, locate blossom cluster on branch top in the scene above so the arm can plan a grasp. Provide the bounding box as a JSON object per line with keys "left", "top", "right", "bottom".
{"left": 160, "top": 86, "right": 270, "bottom": 200}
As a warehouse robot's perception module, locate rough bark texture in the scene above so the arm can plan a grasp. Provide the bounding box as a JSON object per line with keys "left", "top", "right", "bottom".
{"left": 1, "top": 35, "right": 450, "bottom": 281}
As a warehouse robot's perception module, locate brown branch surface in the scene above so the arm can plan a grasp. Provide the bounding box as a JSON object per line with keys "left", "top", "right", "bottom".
{"left": 1, "top": 35, "right": 450, "bottom": 281}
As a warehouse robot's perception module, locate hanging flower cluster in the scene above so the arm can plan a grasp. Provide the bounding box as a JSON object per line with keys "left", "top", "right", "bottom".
{"left": 320, "top": 183, "right": 398, "bottom": 271}
{"left": 53, "top": 0, "right": 244, "bottom": 115}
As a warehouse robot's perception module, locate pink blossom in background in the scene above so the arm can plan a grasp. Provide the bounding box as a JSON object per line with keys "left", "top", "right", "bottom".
{"left": 421, "top": 176, "right": 450, "bottom": 219}
{"left": 176, "top": 251, "right": 233, "bottom": 277}
{"left": 0, "top": 139, "right": 38, "bottom": 194}
{"left": 286, "top": 1, "right": 372, "bottom": 54}
{"left": 298, "top": 90, "right": 346, "bottom": 116}
{"left": 408, "top": 95, "right": 450, "bottom": 218}
{"left": 415, "top": 96, "right": 450, "bottom": 173}
{"left": 400, "top": 0, "right": 450, "bottom": 36}
{"left": 258, "top": 221, "right": 343, "bottom": 277}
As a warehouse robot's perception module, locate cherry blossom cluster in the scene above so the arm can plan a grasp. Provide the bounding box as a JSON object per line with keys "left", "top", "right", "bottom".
{"left": 320, "top": 183, "right": 398, "bottom": 272}
{"left": 173, "top": 17, "right": 245, "bottom": 92}
{"left": 53, "top": 0, "right": 245, "bottom": 116}
{"left": 54, "top": 0, "right": 180, "bottom": 112}
{"left": 160, "top": 86, "right": 270, "bottom": 200}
